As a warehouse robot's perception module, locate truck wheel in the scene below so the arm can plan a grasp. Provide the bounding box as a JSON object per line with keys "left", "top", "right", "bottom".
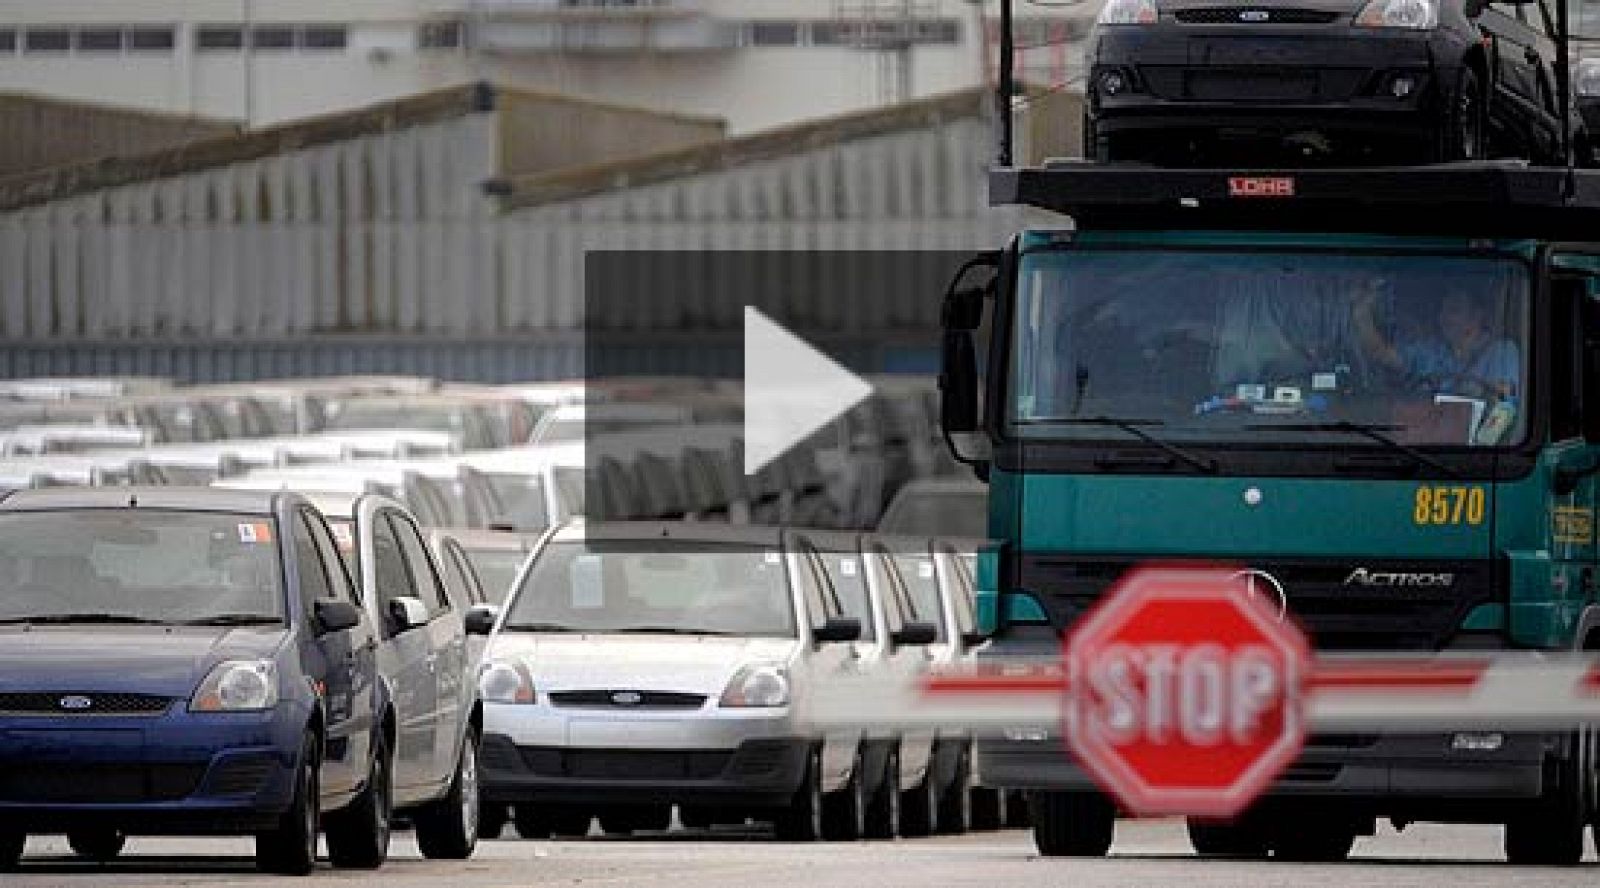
{"left": 68, "top": 829, "right": 126, "bottom": 862}
{"left": 478, "top": 803, "right": 508, "bottom": 840}
{"left": 1506, "top": 742, "right": 1587, "bottom": 866}
{"left": 0, "top": 830, "right": 24, "bottom": 872}
{"left": 598, "top": 806, "right": 670, "bottom": 836}
{"left": 773, "top": 748, "right": 824, "bottom": 842}
{"left": 1273, "top": 827, "right": 1355, "bottom": 862}
{"left": 512, "top": 805, "right": 551, "bottom": 839}
{"left": 936, "top": 747, "right": 973, "bottom": 835}
{"left": 324, "top": 734, "right": 393, "bottom": 869}
{"left": 415, "top": 732, "right": 481, "bottom": 860}
{"left": 1005, "top": 790, "right": 1032, "bottom": 828}
{"left": 1187, "top": 818, "right": 1269, "bottom": 859}
{"left": 821, "top": 750, "right": 868, "bottom": 841}
{"left": 864, "top": 745, "right": 900, "bottom": 839}
{"left": 256, "top": 732, "right": 319, "bottom": 876}
{"left": 1032, "top": 791, "right": 1114, "bottom": 858}
{"left": 899, "top": 759, "right": 940, "bottom": 838}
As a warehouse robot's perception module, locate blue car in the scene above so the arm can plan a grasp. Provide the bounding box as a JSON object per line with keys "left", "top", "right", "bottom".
{"left": 0, "top": 487, "right": 394, "bottom": 875}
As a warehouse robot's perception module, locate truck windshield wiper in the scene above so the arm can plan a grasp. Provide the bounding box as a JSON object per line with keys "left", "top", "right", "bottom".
{"left": 0, "top": 613, "right": 170, "bottom": 626}
{"left": 611, "top": 626, "right": 739, "bottom": 637}
{"left": 501, "top": 621, "right": 579, "bottom": 633}
{"left": 177, "top": 614, "right": 283, "bottom": 627}
{"left": 1243, "top": 421, "right": 1461, "bottom": 479}
{"left": 1040, "top": 416, "right": 1218, "bottom": 474}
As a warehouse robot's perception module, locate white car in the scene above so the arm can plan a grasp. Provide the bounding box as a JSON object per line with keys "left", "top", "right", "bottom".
{"left": 475, "top": 521, "right": 869, "bottom": 841}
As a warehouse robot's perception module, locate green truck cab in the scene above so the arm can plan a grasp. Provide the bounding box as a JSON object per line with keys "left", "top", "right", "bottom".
{"left": 943, "top": 164, "right": 1600, "bottom": 863}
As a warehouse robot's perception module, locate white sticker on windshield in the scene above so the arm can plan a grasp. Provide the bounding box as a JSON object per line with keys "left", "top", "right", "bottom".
{"left": 840, "top": 559, "right": 857, "bottom": 577}
{"left": 1236, "top": 384, "right": 1266, "bottom": 402}
{"left": 764, "top": 551, "right": 782, "bottom": 565}
{"left": 918, "top": 561, "right": 935, "bottom": 579}
{"left": 237, "top": 522, "right": 273, "bottom": 544}
{"left": 329, "top": 523, "right": 354, "bottom": 552}
{"left": 1312, "top": 372, "right": 1339, "bottom": 391}
{"left": 570, "top": 555, "right": 605, "bottom": 609}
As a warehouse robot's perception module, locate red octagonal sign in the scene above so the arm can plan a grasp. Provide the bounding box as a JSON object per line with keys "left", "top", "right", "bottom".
{"left": 1063, "top": 566, "right": 1311, "bottom": 818}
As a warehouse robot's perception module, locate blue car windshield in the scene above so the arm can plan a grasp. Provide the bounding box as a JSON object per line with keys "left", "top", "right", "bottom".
{"left": 1010, "top": 248, "right": 1530, "bottom": 448}
{"left": 0, "top": 510, "right": 285, "bottom": 624}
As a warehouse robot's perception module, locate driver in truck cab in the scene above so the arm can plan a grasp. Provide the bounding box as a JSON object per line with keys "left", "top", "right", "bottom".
{"left": 1354, "top": 283, "right": 1521, "bottom": 401}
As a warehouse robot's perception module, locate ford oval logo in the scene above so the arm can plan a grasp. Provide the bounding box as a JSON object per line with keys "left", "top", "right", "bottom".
{"left": 611, "top": 691, "right": 643, "bottom": 706}
{"left": 58, "top": 695, "right": 93, "bottom": 711}
{"left": 1239, "top": 9, "right": 1270, "bottom": 21}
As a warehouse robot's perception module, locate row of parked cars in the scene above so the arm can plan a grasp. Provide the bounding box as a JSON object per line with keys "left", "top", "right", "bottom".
{"left": 0, "top": 375, "right": 993, "bottom": 872}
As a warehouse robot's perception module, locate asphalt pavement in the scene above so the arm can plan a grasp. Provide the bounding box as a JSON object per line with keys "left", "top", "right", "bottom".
{"left": 7, "top": 819, "right": 1600, "bottom": 888}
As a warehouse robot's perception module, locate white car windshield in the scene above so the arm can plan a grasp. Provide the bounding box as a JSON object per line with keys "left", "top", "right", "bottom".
{"left": 506, "top": 541, "right": 796, "bottom": 638}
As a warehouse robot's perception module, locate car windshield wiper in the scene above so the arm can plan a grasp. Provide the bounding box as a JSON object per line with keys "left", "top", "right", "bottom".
{"left": 610, "top": 626, "right": 740, "bottom": 637}
{"left": 1032, "top": 416, "right": 1218, "bottom": 474}
{"left": 501, "top": 621, "right": 579, "bottom": 633}
{"left": 176, "top": 614, "right": 283, "bottom": 627}
{"left": 0, "top": 613, "right": 170, "bottom": 626}
{"left": 1243, "top": 420, "right": 1461, "bottom": 478}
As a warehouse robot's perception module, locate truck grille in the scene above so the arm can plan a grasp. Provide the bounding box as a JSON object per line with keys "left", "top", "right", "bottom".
{"left": 0, "top": 692, "right": 173, "bottom": 716}
{"left": 1018, "top": 555, "right": 1496, "bottom": 651}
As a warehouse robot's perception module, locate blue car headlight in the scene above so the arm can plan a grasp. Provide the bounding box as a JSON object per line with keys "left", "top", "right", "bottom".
{"left": 190, "top": 660, "right": 279, "bottom": 712}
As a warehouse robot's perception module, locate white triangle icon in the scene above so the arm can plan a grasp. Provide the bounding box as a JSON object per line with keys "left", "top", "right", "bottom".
{"left": 743, "top": 306, "right": 874, "bottom": 476}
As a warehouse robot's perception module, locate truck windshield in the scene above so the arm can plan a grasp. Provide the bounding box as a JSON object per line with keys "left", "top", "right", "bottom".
{"left": 0, "top": 510, "right": 285, "bottom": 625}
{"left": 1010, "top": 248, "right": 1530, "bottom": 448}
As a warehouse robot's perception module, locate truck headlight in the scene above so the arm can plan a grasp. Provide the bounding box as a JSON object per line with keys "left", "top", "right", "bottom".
{"left": 1354, "top": 0, "right": 1436, "bottom": 29}
{"left": 480, "top": 661, "right": 536, "bottom": 705}
{"left": 1097, "top": 0, "right": 1158, "bottom": 25}
{"left": 719, "top": 664, "right": 790, "bottom": 708}
{"left": 191, "top": 660, "right": 278, "bottom": 712}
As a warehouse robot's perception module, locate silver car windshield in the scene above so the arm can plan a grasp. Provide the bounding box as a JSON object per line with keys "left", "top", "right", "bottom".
{"left": 464, "top": 548, "right": 528, "bottom": 606}
{"left": 0, "top": 510, "right": 285, "bottom": 625}
{"left": 507, "top": 541, "right": 796, "bottom": 638}
{"left": 1011, "top": 249, "right": 1530, "bottom": 448}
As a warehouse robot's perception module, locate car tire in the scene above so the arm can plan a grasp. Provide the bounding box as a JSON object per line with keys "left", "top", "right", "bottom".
{"left": 970, "top": 786, "right": 1005, "bottom": 832}
{"left": 511, "top": 805, "right": 552, "bottom": 839}
{"left": 936, "top": 747, "right": 973, "bottom": 835}
{"left": 1031, "top": 791, "right": 1114, "bottom": 858}
{"left": 67, "top": 829, "right": 126, "bottom": 862}
{"left": 863, "top": 745, "right": 900, "bottom": 840}
{"left": 479, "top": 803, "right": 508, "bottom": 840}
{"left": 1442, "top": 65, "right": 1488, "bottom": 162}
{"left": 598, "top": 806, "right": 671, "bottom": 836}
{"left": 415, "top": 731, "right": 481, "bottom": 860}
{"left": 0, "top": 830, "right": 24, "bottom": 872}
{"left": 898, "top": 757, "right": 940, "bottom": 838}
{"left": 324, "top": 733, "right": 392, "bottom": 870}
{"left": 255, "top": 732, "right": 319, "bottom": 876}
{"left": 1507, "top": 739, "right": 1588, "bottom": 866}
{"left": 773, "top": 748, "right": 824, "bottom": 842}
{"left": 822, "top": 749, "right": 868, "bottom": 841}
{"left": 1187, "top": 818, "right": 1270, "bottom": 859}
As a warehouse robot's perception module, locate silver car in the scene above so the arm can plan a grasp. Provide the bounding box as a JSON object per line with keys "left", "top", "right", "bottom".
{"left": 476, "top": 521, "right": 867, "bottom": 841}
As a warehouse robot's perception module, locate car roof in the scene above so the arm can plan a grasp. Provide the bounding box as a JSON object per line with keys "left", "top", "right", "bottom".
{"left": 0, "top": 485, "right": 284, "bottom": 514}
{"left": 433, "top": 526, "right": 543, "bottom": 551}
{"left": 546, "top": 520, "right": 785, "bottom": 547}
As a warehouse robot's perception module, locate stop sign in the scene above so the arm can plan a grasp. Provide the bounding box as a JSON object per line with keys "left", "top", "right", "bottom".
{"left": 1063, "top": 566, "right": 1311, "bottom": 818}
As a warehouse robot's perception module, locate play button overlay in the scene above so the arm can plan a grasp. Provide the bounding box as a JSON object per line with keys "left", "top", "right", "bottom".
{"left": 743, "top": 306, "right": 874, "bottom": 475}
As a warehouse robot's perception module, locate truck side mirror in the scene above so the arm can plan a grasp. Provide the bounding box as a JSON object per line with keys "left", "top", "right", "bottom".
{"left": 939, "top": 253, "right": 999, "bottom": 478}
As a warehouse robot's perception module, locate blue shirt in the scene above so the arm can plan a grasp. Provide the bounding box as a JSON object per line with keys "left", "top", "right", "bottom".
{"left": 1400, "top": 338, "right": 1520, "bottom": 398}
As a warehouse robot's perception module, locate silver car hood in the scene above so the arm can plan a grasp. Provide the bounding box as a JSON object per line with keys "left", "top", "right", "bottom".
{"left": 490, "top": 633, "right": 799, "bottom": 696}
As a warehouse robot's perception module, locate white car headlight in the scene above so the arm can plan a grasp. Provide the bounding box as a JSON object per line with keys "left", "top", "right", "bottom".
{"left": 1098, "top": 0, "right": 1158, "bottom": 25}
{"left": 719, "top": 664, "right": 790, "bottom": 708}
{"left": 1354, "top": 0, "right": 1436, "bottom": 29}
{"left": 480, "top": 661, "right": 536, "bottom": 705}
{"left": 190, "top": 660, "right": 278, "bottom": 712}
